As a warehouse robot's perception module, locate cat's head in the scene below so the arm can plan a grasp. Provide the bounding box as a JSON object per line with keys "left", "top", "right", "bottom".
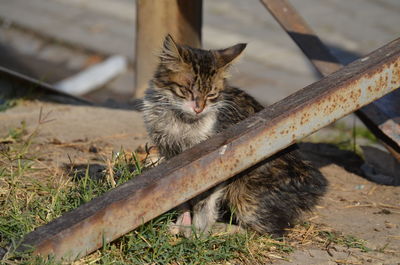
{"left": 150, "top": 34, "right": 246, "bottom": 118}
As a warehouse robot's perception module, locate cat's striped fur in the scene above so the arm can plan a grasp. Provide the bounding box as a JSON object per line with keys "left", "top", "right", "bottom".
{"left": 142, "top": 35, "right": 327, "bottom": 235}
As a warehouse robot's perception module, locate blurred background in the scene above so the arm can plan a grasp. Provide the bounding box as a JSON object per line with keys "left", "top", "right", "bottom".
{"left": 0, "top": 0, "right": 398, "bottom": 105}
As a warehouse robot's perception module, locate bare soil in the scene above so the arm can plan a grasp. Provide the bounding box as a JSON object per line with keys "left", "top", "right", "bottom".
{"left": 1, "top": 100, "right": 399, "bottom": 264}
{"left": 280, "top": 143, "right": 400, "bottom": 265}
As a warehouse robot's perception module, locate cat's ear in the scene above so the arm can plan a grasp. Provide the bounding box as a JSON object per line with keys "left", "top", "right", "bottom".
{"left": 160, "top": 34, "right": 184, "bottom": 63}
{"left": 214, "top": 43, "right": 247, "bottom": 68}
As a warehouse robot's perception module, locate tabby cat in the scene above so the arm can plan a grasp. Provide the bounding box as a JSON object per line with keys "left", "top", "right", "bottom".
{"left": 142, "top": 35, "right": 327, "bottom": 236}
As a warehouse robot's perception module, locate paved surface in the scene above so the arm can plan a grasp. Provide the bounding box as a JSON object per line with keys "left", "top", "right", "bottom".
{"left": 0, "top": 101, "right": 148, "bottom": 164}
{"left": 0, "top": 0, "right": 399, "bottom": 105}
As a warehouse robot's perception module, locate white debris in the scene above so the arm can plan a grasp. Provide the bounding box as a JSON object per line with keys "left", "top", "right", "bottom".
{"left": 54, "top": 55, "right": 127, "bottom": 96}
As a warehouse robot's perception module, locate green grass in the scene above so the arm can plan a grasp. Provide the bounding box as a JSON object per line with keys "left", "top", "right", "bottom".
{"left": 98, "top": 216, "right": 250, "bottom": 264}
{"left": 82, "top": 219, "right": 295, "bottom": 265}
{"left": 0, "top": 122, "right": 134, "bottom": 260}
{"left": 332, "top": 122, "right": 377, "bottom": 152}
{"left": 319, "top": 231, "right": 371, "bottom": 252}
{"left": 304, "top": 120, "right": 378, "bottom": 157}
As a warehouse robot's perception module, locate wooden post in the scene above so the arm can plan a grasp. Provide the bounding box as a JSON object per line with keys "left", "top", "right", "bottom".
{"left": 134, "top": 0, "right": 202, "bottom": 98}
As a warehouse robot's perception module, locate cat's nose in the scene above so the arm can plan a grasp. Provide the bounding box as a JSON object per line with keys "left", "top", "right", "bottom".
{"left": 193, "top": 106, "right": 203, "bottom": 114}
{"left": 193, "top": 97, "right": 204, "bottom": 114}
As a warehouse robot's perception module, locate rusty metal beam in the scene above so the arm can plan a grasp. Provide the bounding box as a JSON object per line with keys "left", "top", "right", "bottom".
{"left": 18, "top": 38, "right": 400, "bottom": 260}
{"left": 260, "top": 0, "right": 400, "bottom": 156}
{"left": 260, "top": 0, "right": 341, "bottom": 76}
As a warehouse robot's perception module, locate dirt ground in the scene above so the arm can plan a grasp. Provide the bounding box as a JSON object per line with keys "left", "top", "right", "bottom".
{"left": 279, "top": 143, "right": 400, "bottom": 264}
{"left": 1, "top": 100, "right": 399, "bottom": 264}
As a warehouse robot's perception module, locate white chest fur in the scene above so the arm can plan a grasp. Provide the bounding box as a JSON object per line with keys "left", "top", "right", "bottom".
{"left": 143, "top": 97, "right": 218, "bottom": 157}
{"left": 166, "top": 112, "right": 216, "bottom": 148}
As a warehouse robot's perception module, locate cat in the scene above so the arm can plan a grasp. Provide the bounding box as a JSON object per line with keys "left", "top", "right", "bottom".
{"left": 142, "top": 34, "right": 327, "bottom": 236}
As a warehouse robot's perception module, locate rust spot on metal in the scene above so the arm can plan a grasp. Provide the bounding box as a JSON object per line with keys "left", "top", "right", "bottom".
{"left": 349, "top": 89, "right": 361, "bottom": 101}
{"left": 247, "top": 145, "right": 255, "bottom": 156}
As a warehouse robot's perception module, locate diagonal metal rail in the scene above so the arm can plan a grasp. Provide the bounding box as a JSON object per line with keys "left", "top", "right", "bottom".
{"left": 0, "top": 65, "right": 91, "bottom": 105}
{"left": 17, "top": 37, "right": 400, "bottom": 261}
{"left": 260, "top": 0, "right": 400, "bottom": 159}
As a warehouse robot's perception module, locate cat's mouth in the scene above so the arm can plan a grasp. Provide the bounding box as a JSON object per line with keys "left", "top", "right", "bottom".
{"left": 175, "top": 109, "right": 208, "bottom": 123}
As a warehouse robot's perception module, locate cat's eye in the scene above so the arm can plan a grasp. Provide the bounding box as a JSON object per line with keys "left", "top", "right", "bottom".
{"left": 174, "top": 86, "right": 187, "bottom": 98}
{"left": 207, "top": 92, "right": 219, "bottom": 99}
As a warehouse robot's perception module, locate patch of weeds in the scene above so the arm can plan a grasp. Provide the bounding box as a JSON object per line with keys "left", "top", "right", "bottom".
{"left": 0, "top": 127, "right": 142, "bottom": 264}
{"left": 285, "top": 222, "right": 372, "bottom": 256}
{"left": 341, "top": 235, "right": 371, "bottom": 252}
{"left": 77, "top": 214, "right": 292, "bottom": 265}
{"left": 112, "top": 149, "right": 142, "bottom": 182}
{"left": 123, "top": 214, "right": 247, "bottom": 264}
{"left": 353, "top": 126, "right": 377, "bottom": 143}
{"left": 0, "top": 121, "right": 28, "bottom": 146}
{"left": 0, "top": 132, "right": 42, "bottom": 255}
{"left": 8, "top": 121, "right": 28, "bottom": 142}
{"left": 319, "top": 231, "right": 371, "bottom": 252}
{"left": 324, "top": 122, "right": 377, "bottom": 156}
{"left": 335, "top": 121, "right": 376, "bottom": 143}
{"left": 376, "top": 242, "right": 390, "bottom": 253}
{"left": 63, "top": 153, "right": 140, "bottom": 212}
{"left": 305, "top": 120, "right": 378, "bottom": 157}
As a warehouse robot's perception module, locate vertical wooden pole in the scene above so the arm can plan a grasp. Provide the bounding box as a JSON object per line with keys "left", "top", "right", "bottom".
{"left": 134, "top": 0, "right": 202, "bottom": 98}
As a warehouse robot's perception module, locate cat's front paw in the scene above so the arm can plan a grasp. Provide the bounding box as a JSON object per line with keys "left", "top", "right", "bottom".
{"left": 168, "top": 211, "right": 193, "bottom": 237}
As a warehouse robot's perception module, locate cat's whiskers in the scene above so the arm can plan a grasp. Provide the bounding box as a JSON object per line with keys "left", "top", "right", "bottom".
{"left": 217, "top": 101, "right": 243, "bottom": 118}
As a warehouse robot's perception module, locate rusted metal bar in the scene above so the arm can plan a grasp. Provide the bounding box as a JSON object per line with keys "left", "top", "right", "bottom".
{"left": 260, "top": 0, "right": 341, "bottom": 76}
{"left": 18, "top": 38, "right": 400, "bottom": 260}
{"left": 260, "top": 0, "right": 400, "bottom": 156}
